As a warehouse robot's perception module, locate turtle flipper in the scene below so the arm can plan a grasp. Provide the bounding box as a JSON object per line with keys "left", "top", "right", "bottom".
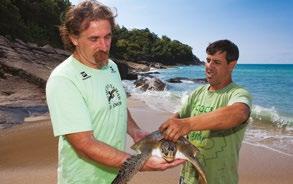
{"left": 111, "top": 152, "right": 151, "bottom": 184}
{"left": 131, "top": 130, "right": 164, "bottom": 152}
{"left": 177, "top": 137, "right": 207, "bottom": 184}
{"left": 185, "top": 155, "right": 207, "bottom": 184}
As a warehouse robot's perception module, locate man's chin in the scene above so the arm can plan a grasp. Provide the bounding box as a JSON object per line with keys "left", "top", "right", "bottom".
{"left": 206, "top": 78, "right": 215, "bottom": 85}
{"left": 95, "top": 59, "right": 109, "bottom": 69}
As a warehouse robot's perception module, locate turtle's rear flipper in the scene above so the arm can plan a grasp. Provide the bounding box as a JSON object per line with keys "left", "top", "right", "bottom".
{"left": 177, "top": 138, "right": 207, "bottom": 184}
{"left": 185, "top": 155, "right": 207, "bottom": 184}
{"left": 198, "top": 175, "right": 207, "bottom": 184}
{"left": 112, "top": 153, "right": 150, "bottom": 184}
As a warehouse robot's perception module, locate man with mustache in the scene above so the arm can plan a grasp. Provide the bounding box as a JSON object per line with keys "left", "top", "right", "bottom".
{"left": 160, "top": 40, "right": 252, "bottom": 184}
{"left": 46, "top": 1, "right": 182, "bottom": 183}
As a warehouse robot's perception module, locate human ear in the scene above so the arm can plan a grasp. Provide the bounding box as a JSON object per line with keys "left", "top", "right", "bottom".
{"left": 69, "top": 35, "right": 78, "bottom": 46}
{"left": 228, "top": 60, "right": 237, "bottom": 72}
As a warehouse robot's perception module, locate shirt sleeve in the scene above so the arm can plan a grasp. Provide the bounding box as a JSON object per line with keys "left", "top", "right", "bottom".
{"left": 179, "top": 89, "right": 199, "bottom": 118}
{"left": 228, "top": 88, "right": 252, "bottom": 109}
{"left": 46, "top": 76, "right": 93, "bottom": 136}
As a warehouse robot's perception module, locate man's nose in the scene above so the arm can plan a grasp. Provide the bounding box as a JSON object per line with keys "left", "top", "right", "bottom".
{"left": 206, "top": 61, "right": 215, "bottom": 68}
{"left": 97, "top": 39, "right": 108, "bottom": 51}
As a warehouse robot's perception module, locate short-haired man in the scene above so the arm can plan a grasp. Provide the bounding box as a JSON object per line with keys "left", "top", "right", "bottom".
{"left": 160, "top": 39, "right": 252, "bottom": 184}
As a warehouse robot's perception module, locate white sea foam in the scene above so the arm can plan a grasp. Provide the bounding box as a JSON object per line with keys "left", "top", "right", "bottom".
{"left": 246, "top": 108, "right": 293, "bottom": 156}
{"left": 180, "top": 80, "right": 194, "bottom": 84}
{"left": 251, "top": 105, "right": 293, "bottom": 128}
{"left": 123, "top": 80, "right": 191, "bottom": 113}
{"left": 130, "top": 90, "right": 186, "bottom": 113}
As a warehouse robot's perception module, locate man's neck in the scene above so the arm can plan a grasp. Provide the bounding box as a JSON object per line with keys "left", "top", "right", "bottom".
{"left": 209, "top": 80, "right": 232, "bottom": 91}
{"left": 73, "top": 52, "right": 98, "bottom": 69}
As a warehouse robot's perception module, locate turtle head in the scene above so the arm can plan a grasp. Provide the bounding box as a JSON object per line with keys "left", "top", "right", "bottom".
{"left": 159, "top": 139, "right": 177, "bottom": 162}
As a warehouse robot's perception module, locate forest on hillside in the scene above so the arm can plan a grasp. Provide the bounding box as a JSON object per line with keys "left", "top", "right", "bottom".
{"left": 0, "top": 0, "right": 200, "bottom": 65}
{"left": 111, "top": 26, "right": 200, "bottom": 65}
{"left": 0, "top": 0, "right": 70, "bottom": 47}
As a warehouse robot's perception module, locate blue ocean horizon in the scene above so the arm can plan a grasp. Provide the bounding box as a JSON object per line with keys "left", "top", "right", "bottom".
{"left": 124, "top": 63, "right": 293, "bottom": 156}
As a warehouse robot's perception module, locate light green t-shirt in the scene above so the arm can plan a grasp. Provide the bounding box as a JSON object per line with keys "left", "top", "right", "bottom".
{"left": 46, "top": 56, "right": 127, "bottom": 184}
{"left": 179, "top": 83, "right": 252, "bottom": 184}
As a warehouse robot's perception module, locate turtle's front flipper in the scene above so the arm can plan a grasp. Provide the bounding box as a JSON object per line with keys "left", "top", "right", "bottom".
{"left": 111, "top": 153, "right": 151, "bottom": 184}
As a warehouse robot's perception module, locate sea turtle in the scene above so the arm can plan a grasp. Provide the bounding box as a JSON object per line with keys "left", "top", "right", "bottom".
{"left": 112, "top": 130, "right": 207, "bottom": 184}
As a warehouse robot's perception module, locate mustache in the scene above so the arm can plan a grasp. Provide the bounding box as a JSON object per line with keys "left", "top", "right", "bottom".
{"left": 94, "top": 50, "right": 109, "bottom": 58}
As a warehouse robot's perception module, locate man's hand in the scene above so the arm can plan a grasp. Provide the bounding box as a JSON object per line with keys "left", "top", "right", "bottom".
{"left": 159, "top": 117, "right": 191, "bottom": 142}
{"left": 141, "top": 156, "right": 185, "bottom": 171}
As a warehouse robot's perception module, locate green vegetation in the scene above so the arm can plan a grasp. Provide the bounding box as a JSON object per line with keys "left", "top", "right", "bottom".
{"left": 0, "top": 1, "right": 199, "bottom": 65}
{"left": 0, "top": 0, "right": 70, "bottom": 47}
{"left": 111, "top": 26, "right": 199, "bottom": 65}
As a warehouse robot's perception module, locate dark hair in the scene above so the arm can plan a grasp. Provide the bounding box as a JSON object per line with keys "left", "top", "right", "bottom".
{"left": 59, "top": 0, "right": 117, "bottom": 51}
{"left": 206, "top": 39, "right": 239, "bottom": 63}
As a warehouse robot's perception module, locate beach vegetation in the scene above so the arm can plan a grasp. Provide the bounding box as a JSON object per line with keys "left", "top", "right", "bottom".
{"left": 0, "top": 0, "right": 71, "bottom": 47}
{"left": 111, "top": 26, "right": 199, "bottom": 65}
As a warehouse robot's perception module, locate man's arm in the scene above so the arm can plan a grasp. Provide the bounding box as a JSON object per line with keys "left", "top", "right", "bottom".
{"left": 160, "top": 102, "right": 250, "bottom": 141}
{"left": 66, "top": 109, "right": 185, "bottom": 170}
{"left": 66, "top": 131, "right": 129, "bottom": 168}
{"left": 66, "top": 131, "right": 184, "bottom": 170}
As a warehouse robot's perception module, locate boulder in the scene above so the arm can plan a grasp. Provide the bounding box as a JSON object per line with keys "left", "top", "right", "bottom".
{"left": 112, "top": 58, "right": 138, "bottom": 80}
{"left": 134, "top": 76, "right": 166, "bottom": 91}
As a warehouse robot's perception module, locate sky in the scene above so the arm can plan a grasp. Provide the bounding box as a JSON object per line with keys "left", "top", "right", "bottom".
{"left": 70, "top": 0, "right": 293, "bottom": 64}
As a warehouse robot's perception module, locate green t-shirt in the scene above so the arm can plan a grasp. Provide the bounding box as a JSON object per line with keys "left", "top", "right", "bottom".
{"left": 179, "top": 83, "right": 252, "bottom": 184}
{"left": 46, "top": 56, "right": 127, "bottom": 184}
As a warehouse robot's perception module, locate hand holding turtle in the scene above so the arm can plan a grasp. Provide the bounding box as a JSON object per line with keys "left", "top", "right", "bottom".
{"left": 112, "top": 131, "right": 207, "bottom": 184}
{"left": 159, "top": 117, "right": 191, "bottom": 141}
{"left": 141, "top": 156, "right": 185, "bottom": 171}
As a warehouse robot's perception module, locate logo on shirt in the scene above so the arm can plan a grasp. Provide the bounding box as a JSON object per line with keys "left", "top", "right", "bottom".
{"left": 109, "top": 66, "right": 116, "bottom": 73}
{"left": 193, "top": 104, "right": 214, "bottom": 113}
{"left": 105, "top": 84, "right": 122, "bottom": 109}
{"left": 80, "top": 71, "right": 91, "bottom": 80}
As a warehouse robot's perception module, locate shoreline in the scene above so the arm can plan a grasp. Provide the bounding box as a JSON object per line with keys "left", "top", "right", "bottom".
{"left": 243, "top": 141, "right": 293, "bottom": 157}
{"left": 0, "top": 97, "right": 292, "bottom": 184}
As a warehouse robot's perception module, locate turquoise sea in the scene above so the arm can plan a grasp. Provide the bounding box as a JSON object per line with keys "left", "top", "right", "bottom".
{"left": 123, "top": 64, "right": 293, "bottom": 156}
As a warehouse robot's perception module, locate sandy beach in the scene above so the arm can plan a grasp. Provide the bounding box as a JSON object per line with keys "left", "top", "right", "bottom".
{"left": 0, "top": 97, "right": 292, "bottom": 184}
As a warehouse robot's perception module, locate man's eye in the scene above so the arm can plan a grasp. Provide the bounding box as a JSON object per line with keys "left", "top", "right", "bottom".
{"left": 105, "top": 35, "right": 112, "bottom": 40}
{"left": 89, "top": 38, "right": 97, "bottom": 42}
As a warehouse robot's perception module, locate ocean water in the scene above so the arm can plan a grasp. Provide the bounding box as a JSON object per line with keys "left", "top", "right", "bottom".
{"left": 123, "top": 64, "right": 293, "bottom": 156}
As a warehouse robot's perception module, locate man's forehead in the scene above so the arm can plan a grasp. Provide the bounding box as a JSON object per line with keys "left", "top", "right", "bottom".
{"left": 208, "top": 51, "right": 226, "bottom": 58}
{"left": 79, "top": 20, "right": 112, "bottom": 37}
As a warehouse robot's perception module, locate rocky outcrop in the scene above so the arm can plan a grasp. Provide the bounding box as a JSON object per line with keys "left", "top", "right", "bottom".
{"left": 134, "top": 76, "right": 166, "bottom": 91}
{"left": 0, "top": 36, "right": 70, "bottom": 88}
{"left": 0, "top": 70, "right": 48, "bottom": 128}
{"left": 111, "top": 59, "right": 138, "bottom": 80}
{"left": 0, "top": 36, "right": 69, "bottom": 128}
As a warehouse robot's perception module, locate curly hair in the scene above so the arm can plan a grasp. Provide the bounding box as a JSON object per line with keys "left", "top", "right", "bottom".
{"left": 59, "top": 0, "right": 117, "bottom": 51}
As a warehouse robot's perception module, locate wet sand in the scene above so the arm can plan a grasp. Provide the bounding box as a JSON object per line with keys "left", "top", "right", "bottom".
{"left": 0, "top": 97, "right": 292, "bottom": 184}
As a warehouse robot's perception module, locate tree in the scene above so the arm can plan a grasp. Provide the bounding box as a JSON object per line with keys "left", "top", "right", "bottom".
{"left": 110, "top": 26, "right": 199, "bottom": 65}
{"left": 0, "top": 0, "right": 71, "bottom": 47}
